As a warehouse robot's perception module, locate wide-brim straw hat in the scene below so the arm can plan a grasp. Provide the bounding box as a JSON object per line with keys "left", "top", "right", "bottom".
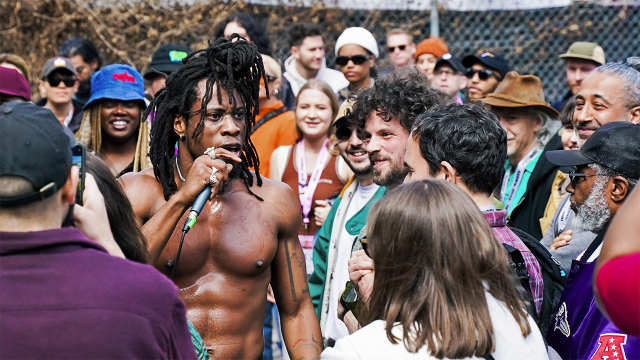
{"left": 480, "top": 71, "right": 559, "bottom": 118}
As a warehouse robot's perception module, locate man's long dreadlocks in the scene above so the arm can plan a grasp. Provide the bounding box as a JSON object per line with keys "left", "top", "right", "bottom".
{"left": 145, "top": 35, "right": 267, "bottom": 201}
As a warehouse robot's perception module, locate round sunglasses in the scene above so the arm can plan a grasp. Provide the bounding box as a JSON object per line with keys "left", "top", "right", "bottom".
{"left": 335, "top": 55, "right": 370, "bottom": 66}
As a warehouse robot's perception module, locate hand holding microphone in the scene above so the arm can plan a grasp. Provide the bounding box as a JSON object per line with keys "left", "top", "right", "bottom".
{"left": 179, "top": 147, "right": 241, "bottom": 233}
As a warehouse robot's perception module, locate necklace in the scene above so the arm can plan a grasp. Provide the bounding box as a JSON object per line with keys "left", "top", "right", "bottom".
{"left": 175, "top": 157, "right": 186, "bottom": 182}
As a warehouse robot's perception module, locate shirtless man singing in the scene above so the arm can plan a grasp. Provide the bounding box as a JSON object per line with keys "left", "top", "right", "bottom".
{"left": 120, "top": 37, "right": 322, "bottom": 360}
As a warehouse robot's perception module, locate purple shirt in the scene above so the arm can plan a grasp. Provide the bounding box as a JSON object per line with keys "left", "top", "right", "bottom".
{"left": 485, "top": 209, "right": 544, "bottom": 314}
{"left": 0, "top": 228, "right": 197, "bottom": 360}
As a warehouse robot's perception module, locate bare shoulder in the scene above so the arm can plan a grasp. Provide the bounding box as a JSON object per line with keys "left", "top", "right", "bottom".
{"left": 250, "top": 174, "right": 301, "bottom": 221}
{"left": 118, "top": 168, "right": 165, "bottom": 222}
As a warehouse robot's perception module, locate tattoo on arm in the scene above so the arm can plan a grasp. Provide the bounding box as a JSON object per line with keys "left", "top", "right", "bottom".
{"left": 284, "top": 238, "right": 297, "bottom": 302}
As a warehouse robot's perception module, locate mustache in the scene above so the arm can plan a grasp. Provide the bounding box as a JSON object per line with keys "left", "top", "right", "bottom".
{"left": 574, "top": 122, "right": 599, "bottom": 131}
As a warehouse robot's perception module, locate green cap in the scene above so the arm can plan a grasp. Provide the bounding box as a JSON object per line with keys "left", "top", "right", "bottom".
{"left": 560, "top": 42, "right": 605, "bottom": 65}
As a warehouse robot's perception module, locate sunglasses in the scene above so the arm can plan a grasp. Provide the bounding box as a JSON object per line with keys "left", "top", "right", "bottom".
{"left": 334, "top": 123, "right": 355, "bottom": 142}
{"left": 387, "top": 45, "right": 407, "bottom": 53}
{"left": 335, "top": 55, "right": 370, "bottom": 66}
{"left": 465, "top": 68, "right": 503, "bottom": 81}
{"left": 259, "top": 75, "right": 277, "bottom": 86}
{"left": 360, "top": 237, "right": 371, "bottom": 259}
{"left": 47, "top": 76, "right": 76, "bottom": 87}
{"left": 568, "top": 172, "right": 609, "bottom": 188}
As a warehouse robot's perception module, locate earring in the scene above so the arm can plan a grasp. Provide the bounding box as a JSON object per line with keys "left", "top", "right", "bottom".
{"left": 179, "top": 135, "right": 185, "bottom": 140}
{"left": 273, "top": 89, "right": 279, "bottom": 95}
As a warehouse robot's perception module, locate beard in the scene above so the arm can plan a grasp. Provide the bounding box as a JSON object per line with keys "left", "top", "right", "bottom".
{"left": 340, "top": 146, "right": 373, "bottom": 177}
{"left": 77, "top": 80, "right": 91, "bottom": 100}
{"left": 371, "top": 154, "right": 408, "bottom": 189}
{"left": 571, "top": 176, "right": 612, "bottom": 233}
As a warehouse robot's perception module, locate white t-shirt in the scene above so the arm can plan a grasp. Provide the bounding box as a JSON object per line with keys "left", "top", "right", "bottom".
{"left": 325, "top": 182, "right": 379, "bottom": 341}
{"left": 322, "top": 291, "right": 549, "bottom": 360}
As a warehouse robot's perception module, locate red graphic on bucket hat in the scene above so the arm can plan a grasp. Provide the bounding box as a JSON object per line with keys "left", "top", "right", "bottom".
{"left": 113, "top": 72, "right": 136, "bottom": 83}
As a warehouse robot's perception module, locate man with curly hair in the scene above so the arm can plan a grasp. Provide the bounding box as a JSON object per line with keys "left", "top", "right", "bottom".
{"left": 350, "top": 69, "right": 449, "bottom": 189}
{"left": 120, "top": 37, "right": 322, "bottom": 360}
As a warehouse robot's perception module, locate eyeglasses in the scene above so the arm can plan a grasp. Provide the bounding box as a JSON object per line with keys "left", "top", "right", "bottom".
{"left": 387, "top": 45, "right": 407, "bottom": 53}
{"left": 465, "top": 68, "right": 503, "bottom": 81}
{"left": 259, "top": 75, "right": 277, "bottom": 86}
{"left": 568, "top": 172, "right": 609, "bottom": 188}
{"left": 334, "top": 123, "right": 355, "bottom": 142}
{"left": 47, "top": 76, "right": 76, "bottom": 87}
{"left": 335, "top": 55, "right": 370, "bottom": 66}
{"left": 434, "top": 68, "right": 460, "bottom": 76}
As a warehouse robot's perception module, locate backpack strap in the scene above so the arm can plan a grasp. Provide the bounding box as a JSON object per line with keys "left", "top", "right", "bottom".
{"left": 251, "top": 106, "right": 287, "bottom": 135}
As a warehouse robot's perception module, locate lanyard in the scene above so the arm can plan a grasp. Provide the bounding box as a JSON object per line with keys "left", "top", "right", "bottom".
{"left": 297, "top": 138, "right": 330, "bottom": 226}
{"left": 557, "top": 197, "right": 573, "bottom": 233}
{"left": 500, "top": 148, "right": 540, "bottom": 212}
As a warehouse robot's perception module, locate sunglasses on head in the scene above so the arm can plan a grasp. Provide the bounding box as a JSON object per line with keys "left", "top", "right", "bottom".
{"left": 334, "top": 122, "right": 355, "bottom": 142}
{"left": 335, "top": 55, "right": 370, "bottom": 66}
{"left": 47, "top": 76, "right": 76, "bottom": 87}
{"left": 259, "top": 75, "right": 277, "bottom": 86}
{"left": 465, "top": 68, "right": 502, "bottom": 81}
{"left": 387, "top": 45, "right": 407, "bottom": 53}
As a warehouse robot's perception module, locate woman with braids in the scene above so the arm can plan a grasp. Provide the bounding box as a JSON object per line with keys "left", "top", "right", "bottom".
{"left": 322, "top": 180, "right": 547, "bottom": 359}
{"left": 119, "top": 36, "right": 322, "bottom": 360}
{"left": 76, "top": 64, "right": 150, "bottom": 177}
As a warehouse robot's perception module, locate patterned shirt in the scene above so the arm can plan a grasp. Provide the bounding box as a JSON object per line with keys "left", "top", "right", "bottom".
{"left": 484, "top": 209, "right": 544, "bottom": 315}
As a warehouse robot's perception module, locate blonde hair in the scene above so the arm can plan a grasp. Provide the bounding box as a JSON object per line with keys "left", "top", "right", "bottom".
{"left": 260, "top": 54, "right": 282, "bottom": 80}
{"left": 76, "top": 103, "right": 151, "bottom": 172}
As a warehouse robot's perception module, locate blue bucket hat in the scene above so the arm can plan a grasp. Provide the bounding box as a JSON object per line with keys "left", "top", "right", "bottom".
{"left": 84, "top": 64, "right": 146, "bottom": 110}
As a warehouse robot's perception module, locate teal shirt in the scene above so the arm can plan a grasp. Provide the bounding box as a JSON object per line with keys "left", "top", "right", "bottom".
{"left": 502, "top": 151, "right": 542, "bottom": 216}
{"left": 308, "top": 185, "right": 386, "bottom": 319}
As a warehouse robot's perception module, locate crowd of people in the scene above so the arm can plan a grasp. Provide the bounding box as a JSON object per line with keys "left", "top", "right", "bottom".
{"left": 1, "top": 12, "right": 639, "bottom": 360}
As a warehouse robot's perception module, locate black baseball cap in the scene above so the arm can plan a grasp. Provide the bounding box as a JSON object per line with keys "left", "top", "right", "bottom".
{"left": 462, "top": 52, "right": 511, "bottom": 79}
{"left": 143, "top": 44, "right": 190, "bottom": 79}
{"left": 546, "top": 122, "right": 640, "bottom": 180}
{"left": 0, "top": 102, "right": 73, "bottom": 207}
{"left": 435, "top": 53, "right": 465, "bottom": 74}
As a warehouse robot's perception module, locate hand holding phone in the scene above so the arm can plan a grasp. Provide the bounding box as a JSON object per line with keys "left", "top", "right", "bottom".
{"left": 71, "top": 143, "right": 86, "bottom": 205}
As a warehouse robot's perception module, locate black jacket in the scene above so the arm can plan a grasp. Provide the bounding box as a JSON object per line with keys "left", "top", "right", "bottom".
{"left": 35, "top": 98, "right": 84, "bottom": 134}
{"left": 508, "top": 134, "right": 573, "bottom": 240}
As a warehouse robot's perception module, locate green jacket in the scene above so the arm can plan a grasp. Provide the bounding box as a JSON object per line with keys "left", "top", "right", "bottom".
{"left": 308, "top": 181, "right": 386, "bottom": 328}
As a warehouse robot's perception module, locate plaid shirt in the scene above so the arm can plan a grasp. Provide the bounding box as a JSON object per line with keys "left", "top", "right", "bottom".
{"left": 484, "top": 209, "right": 544, "bottom": 315}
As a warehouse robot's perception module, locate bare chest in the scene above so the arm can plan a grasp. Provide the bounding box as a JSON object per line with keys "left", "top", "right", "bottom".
{"left": 157, "top": 193, "right": 279, "bottom": 280}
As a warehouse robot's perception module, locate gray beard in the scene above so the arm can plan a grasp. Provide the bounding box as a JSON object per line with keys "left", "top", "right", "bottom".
{"left": 571, "top": 176, "right": 612, "bottom": 233}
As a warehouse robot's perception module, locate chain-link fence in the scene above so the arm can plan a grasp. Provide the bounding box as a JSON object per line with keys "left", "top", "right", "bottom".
{"left": 2, "top": 0, "right": 638, "bottom": 102}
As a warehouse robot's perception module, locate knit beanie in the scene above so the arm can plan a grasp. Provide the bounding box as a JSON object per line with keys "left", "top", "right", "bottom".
{"left": 414, "top": 37, "right": 449, "bottom": 60}
{"left": 335, "top": 27, "right": 380, "bottom": 58}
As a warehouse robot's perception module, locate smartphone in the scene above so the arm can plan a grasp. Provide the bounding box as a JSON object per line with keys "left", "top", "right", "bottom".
{"left": 71, "top": 143, "right": 86, "bottom": 206}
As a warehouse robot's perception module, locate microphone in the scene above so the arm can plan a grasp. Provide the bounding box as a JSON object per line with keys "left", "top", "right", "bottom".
{"left": 181, "top": 186, "right": 211, "bottom": 233}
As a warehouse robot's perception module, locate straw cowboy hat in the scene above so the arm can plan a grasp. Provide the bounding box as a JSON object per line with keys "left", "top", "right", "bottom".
{"left": 480, "top": 71, "right": 559, "bottom": 117}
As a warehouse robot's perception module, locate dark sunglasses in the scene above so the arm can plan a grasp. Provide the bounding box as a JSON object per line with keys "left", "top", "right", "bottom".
{"left": 334, "top": 123, "right": 355, "bottom": 142}
{"left": 360, "top": 237, "right": 371, "bottom": 259}
{"left": 568, "top": 172, "right": 609, "bottom": 187}
{"left": 335, "top": 55, "right": 370, "bottom": 66}
{"left": 47, "top": 76, "right": 76, "bottom": 87}
{"left": 465, "top": 68, "right": 503, "bottom": 81}
{"left": 387, "top": 45, "right": 407, "bottom": 53}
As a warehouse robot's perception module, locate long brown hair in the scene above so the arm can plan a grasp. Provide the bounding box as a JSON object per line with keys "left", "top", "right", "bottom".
{"left": 367, "top": 180, "right": 531, "bottom": 358}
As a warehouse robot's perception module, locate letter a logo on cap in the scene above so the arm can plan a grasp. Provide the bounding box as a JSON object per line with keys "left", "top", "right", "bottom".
{"left": 590, "top": 334, "right": 628, "bottom": 360}
{"left": 113, "top": 72, "right": 136, "bottom": 83}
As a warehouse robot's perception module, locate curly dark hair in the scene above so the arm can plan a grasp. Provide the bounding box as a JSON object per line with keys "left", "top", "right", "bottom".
{"left": 145, "top": 35, "right": 266, "bottom": 201}
{"left": 213, "top": 12, "right": 273, "bottom": 56}
{"left": 412, "top": 103, "right": 507, "bottom": 196}
{"left": 347, "top": 69, "right": 450, "bottom": 136}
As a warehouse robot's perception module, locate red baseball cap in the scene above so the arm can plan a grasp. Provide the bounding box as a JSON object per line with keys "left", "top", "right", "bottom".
{"left": 0, "top": 67, "right": 31, "bottom": 101}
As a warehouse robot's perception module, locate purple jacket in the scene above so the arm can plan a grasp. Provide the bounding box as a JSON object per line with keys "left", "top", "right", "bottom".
{"left": 546, "top": 258, "right": 639, "bottom": 360}
{"left": 0, "top": 228, "right": 197, "bottom": 360}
